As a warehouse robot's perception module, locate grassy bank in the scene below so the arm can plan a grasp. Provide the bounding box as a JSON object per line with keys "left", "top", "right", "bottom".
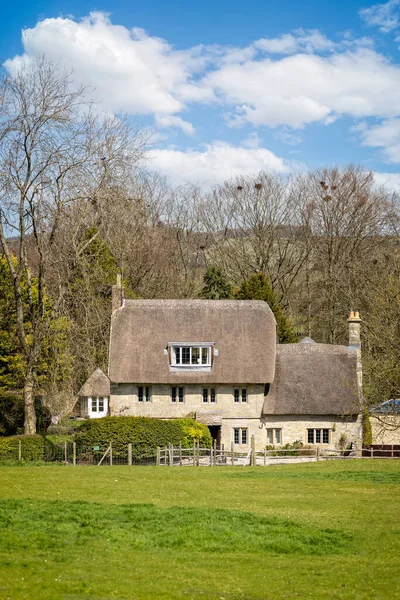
{"left": 0, "top": 460, "right": 399, "bottom": 599}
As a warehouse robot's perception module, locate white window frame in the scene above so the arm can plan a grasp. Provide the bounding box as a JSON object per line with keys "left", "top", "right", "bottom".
{"left": 233, "top": 427, "right": 248, "bottom": 445}
{"left": 91, "top": 397, "right": 106, "bottom": 412}
{"left": 233, "top": 388, "right": 248, "bottom": 403}
{"left": 168, "top": 343, "right": 214, "bottom": 369}
{"left": 138, "top": 386, "right": 152, "bottom": 403}
{"left": 266, "top": 428, "right": 282, "bottom": 445}
{"left": 202, "top": 388, "right": 216, "bottom": 403}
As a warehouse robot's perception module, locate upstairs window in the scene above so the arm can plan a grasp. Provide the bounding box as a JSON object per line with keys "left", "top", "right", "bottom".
{"left": 138, "top": 386, "right": 151, "bottom": 402}
{"left": 169, "top": 343, "right": 213, "bottom": 368}
{"left": 234, "top": 388, "right": 247, "bottom": 403}
{"left": 172, "top": 387, "right": 184, "bottom": 403}
{"left": 203, "top": 388, "right": 216, "bottom": 403}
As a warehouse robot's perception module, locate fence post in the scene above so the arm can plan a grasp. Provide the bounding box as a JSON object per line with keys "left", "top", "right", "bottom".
{"left": 73, "top": 442, "right": 76, "bottom": 466}
{"left": 251, "top": 435, "right": 256, "bottom": 466}
{"left": 392, "top": 445, "right": 394, "bottom": 458}
{"left": 179, "top": 442, "right": 182, "bottom": 466}
{"left": 231, "top": 442, "right": 234, "bottom": 466}
{"left": 128, "top": 443, "right": 132, "bottom": 466}
{"left": 164, "top": 445, "right": 168, "bottom": 467}
{"left": 371, "top": 447, "right": 374, "bottom": 459}
{"left": 316, "top": 446, "right": 320, "bottom": 461}
{"left": 170, "top": 444, "right": 174, "bottom": 466}
{"left": 193, "top": 441, "right": 196, "bottom": 467}
{"left": 18, "top": 439, "right": 22, "bottom": 461}
{"left": 264, "top": 446, "right": 266, "bottom": 466}
{"left": 210, "top": 443, "right": 213, "bottom": 467}
{"left": 156, "top": 446, "right": 160, "bottom": 466}
{"left": 110, "top": 443, "right": 113, "bottom": 466}
{"left": 196, "top": 441, "right": 200, "bottom": 467}
{"left": 64, "top": 441, "right": 67, "bottom": 464}
{"left": 213, "top": 439, "right": 217, "bottom": 466}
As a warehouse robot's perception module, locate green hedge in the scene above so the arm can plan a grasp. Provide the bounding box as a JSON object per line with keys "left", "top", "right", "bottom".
{"left": 0, "top": 435, "right": 56, "bottom": 461}
{"left": 75, "top": 416, "right": 212, "bottom": 459}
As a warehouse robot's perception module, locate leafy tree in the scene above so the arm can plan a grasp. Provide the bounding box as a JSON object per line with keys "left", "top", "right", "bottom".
{"left": 200, "top": 266, "right": 233, "bottom": 299}
{"left": 235, "top": 273, "right": 298, "bottom": 343}
{"left": 0, "top": 255, "right": 75, "bottom": 419}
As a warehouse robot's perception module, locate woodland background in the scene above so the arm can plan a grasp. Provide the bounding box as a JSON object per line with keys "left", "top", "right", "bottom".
{"left": 0, "top": 59, "right": 399, "bottom": 434}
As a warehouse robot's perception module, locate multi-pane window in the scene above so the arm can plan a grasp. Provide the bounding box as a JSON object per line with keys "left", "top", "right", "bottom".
{"left": 203, "top": 388, "right": 216, "bottom": 403}
{"left": 233, "top": 388, "right": 247, "bottom": 403}
{"left": 172, "top": 387, "right": 184, "bottom": 403}
{"left": 91, "top": 397, "right": 105, "bottom": 412}
{"left": 307, "top": 429, "right": 330, "bottom": 444}
{"left": 138, "top": 386, "right": 151, "bottom": 402}
{"left": 234, "top": 428, "right": 248, "bottom": 445}
{"left": 266, "top": 428, "right": 282, "bottom": 445}
{"left": 171, "top": 345, "right": 212, "bottom": 367}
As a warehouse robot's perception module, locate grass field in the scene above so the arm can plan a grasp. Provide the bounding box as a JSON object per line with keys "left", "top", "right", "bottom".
{"left": 0, "top": 460, "right": 400, "bottom": 600}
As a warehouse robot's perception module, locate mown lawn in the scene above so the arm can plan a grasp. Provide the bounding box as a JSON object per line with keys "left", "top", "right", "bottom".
{"left": 0, "top": 460, "right": 399, "bottom": 599}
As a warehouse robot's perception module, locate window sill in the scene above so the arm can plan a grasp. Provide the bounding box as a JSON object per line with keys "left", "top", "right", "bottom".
{"left": 170, "top": 366, "right": 212, "bottom": 372}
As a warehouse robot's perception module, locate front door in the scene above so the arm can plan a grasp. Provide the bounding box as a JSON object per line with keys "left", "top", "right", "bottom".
{"left": 208, "top": 425, "right": 221, "bottom": 448}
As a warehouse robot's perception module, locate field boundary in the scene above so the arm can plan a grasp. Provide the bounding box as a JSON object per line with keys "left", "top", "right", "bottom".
{"left": 1, "top": 437, "right": 400, "bottom": 466}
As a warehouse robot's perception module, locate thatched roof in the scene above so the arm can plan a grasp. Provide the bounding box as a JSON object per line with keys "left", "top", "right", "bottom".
{"left": 78, "top": 368, "right": 110, "bottom": 397}
{"left": 263, "top": 342, "right": 361, "bottom": 416}
{"left": 109, "top": 299, "right": 276, "bottom": 384}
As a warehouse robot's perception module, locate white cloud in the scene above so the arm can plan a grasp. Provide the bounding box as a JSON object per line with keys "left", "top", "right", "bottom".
{"left": 5, "top": 12, "right": 400, "bottom": 136}
{"left": 360, "top": 0, "right": 400, "bottom": 33}
{"left": 373, "top": 171, "right": 400, "bottom": 191}
{"left": 155, "top": 115, "right": 195, "bottom": 136}
{"left": 254, "top": 29, "right": 336, "bottom": 55}
{"left": 148, "top": 141, "right": 289, "bottom": 185}
{"left": 4, "top": 12, "right": 209, "bottom": 121}
{"left": 274, "top": 129, "right": 303, "bottom": 146}
{"left": 360, "top": 118, "right": 400, "bottom": 161}
{"left": 204, "top": 48, "right": 400, "bottom": 128}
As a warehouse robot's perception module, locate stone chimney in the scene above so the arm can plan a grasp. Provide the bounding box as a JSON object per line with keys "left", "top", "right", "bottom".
{"left": 112, "top": 273, "right": 124, "bottom": 313}
{"left": 347, "top": 310, "right": 361, "bottom": 350}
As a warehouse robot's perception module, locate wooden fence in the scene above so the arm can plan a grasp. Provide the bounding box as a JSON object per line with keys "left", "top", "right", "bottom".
{"left": 2, "top": 437, "right": 400, "bottom": 465}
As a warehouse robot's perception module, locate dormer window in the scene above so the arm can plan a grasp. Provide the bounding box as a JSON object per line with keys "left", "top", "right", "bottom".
{"left": 168, "top": 343, "right": 214, "bottom": 370}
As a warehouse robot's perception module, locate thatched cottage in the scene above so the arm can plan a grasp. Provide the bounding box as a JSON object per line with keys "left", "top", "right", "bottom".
{"left": 79, "top": 279, "right": 363, "bottom": 451}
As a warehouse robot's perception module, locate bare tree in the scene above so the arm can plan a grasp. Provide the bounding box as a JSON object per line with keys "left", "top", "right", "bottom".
{"left": 200, "top": 171, "right": 307, "bottom": 305}
{"left": 0, "top": 58, "right": 147, "bottom": 432}
{"left": 294, "top": 166, "right": 392, "bottom": 342}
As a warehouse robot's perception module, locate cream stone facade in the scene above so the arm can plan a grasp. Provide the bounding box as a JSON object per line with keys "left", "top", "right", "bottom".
{"left": 109, "top": 382, "right": 362, "bottom": 451}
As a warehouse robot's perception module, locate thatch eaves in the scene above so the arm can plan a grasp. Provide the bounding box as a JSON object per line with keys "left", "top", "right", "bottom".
{"left": 78, "top": 368, "right": 110, "bottom": 397}
{"left": 263, "top": 342, "right": 361, "bottom": 416}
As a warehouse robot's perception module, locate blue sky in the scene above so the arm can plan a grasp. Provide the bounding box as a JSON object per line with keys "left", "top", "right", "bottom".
{"left": 3, "top": 0, "right": 400, "bottom": 187}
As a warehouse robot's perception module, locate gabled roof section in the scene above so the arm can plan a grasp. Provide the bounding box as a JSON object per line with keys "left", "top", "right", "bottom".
{"left": 109, "top": 299, "right": 276, "bottom": 384}
{"left": 78, "top": 368, "right": 110, "bottom": 397}
{"left": 370, "top": 399, "right": 400, "bottom": 414}
{"left": 263, "top": 342, "right": 361, "bottom": 416}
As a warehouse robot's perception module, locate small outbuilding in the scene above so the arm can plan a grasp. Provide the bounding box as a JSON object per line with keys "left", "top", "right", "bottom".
{"left": 78, "top": 368, "right": 110, "bottom": 419}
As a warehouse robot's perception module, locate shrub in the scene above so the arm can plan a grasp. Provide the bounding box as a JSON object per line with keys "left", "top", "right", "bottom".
{"left": 0, "top": 435, "right": 56, "bottom": 461}
{"left": 46, "top": 425, "right": 75, "bottom": 435}
{"left": 265, "top": 440, "right": 314, "bottom": 457}
{"left": 74, "top": 416, "right": 212, "bottom": 459}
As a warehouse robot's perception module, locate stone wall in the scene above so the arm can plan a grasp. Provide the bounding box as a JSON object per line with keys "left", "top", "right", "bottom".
{"left": 371, "top": 415, "right": 400, "bottom": 444}
{"left": 110, "top": 384, "right": 362, "bottom": 451}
